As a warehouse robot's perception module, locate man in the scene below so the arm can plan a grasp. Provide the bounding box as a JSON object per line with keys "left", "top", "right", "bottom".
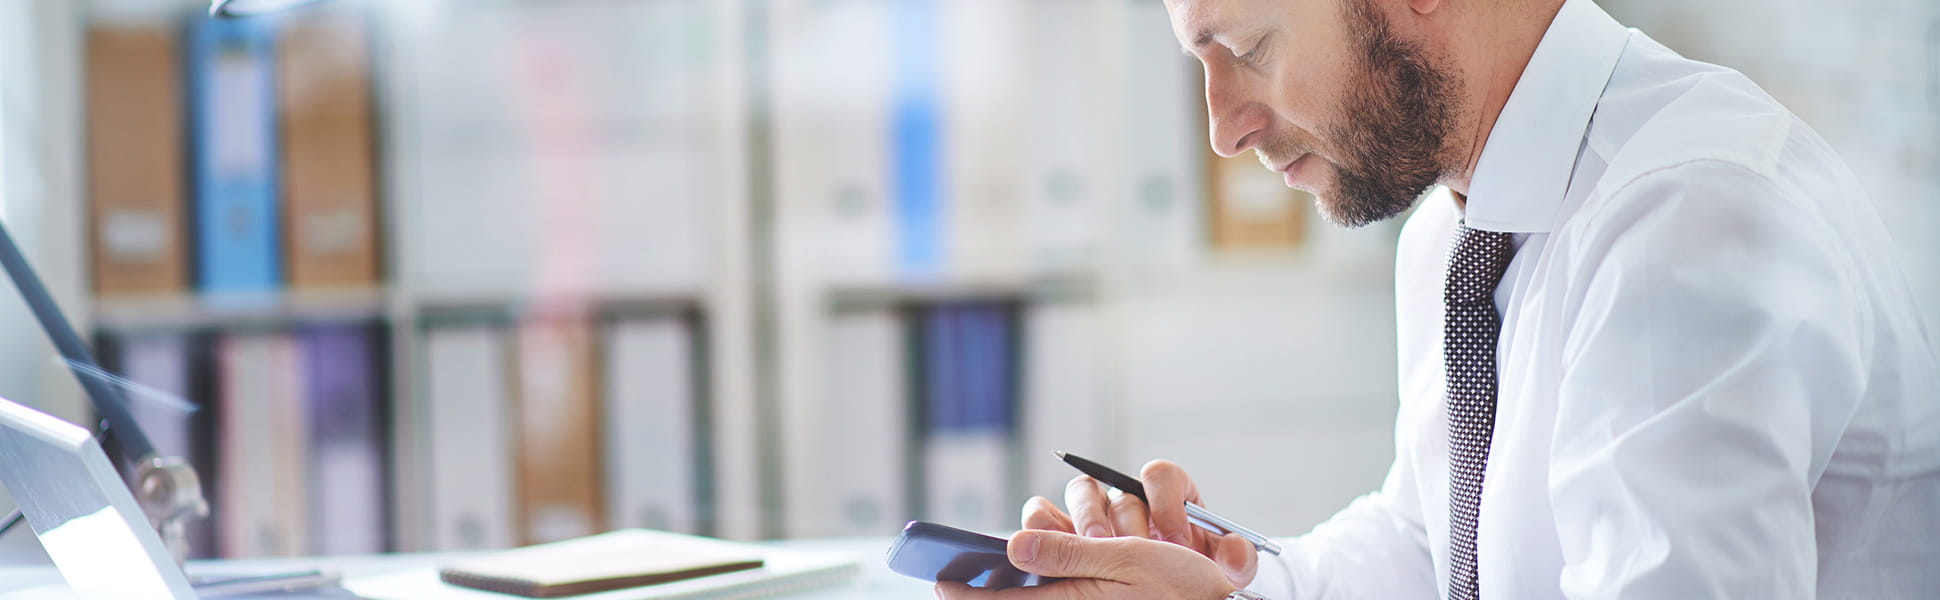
{"left": 938, "top": 0, "right": 1940, "bottom": 598}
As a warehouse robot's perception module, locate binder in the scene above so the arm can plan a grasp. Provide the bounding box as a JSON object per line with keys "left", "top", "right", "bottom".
{"left": 85, "top": 25, "right": 189, "bottom": 298}
{"left": 600, "top": 317, "right": 700, "bottom": 535}
{"left": 770, "top": 0, "right": 896, "bottom": 285}
{"left": 101, "top": 332, "right": 220, "bottom": 557}
{"left": 937, "top": 0, "right": 1028, "bottom": 280}
{"left": 1021, "top": 0, "right": 1105, "bottom": 273}
{"left": 388, "top": 3, "right": 529, "bottom": 299}
{"left": 299, "top": 322, "right": 387, "bottom": 555}
{"left": 421, "top": 323, "right": 517, "bottom": 551}
{"left": 277, "top": 12, "right": 380, "bottom": 290}
{"left": 1022, "top": 303, "right": 1106, "bottom": 501}
{"left": 187, "top": 16, "right": 282, "bottom": 297}
{"left": 108, "top": 333, "right": 196, "bottom": 481}
{"left": 1123, "top": 0, "right": 1206, "bottom": 267}
{"left": 216, "top": 332, "right": 310, "bottom": 558}
{"left": 513, "top": 317, "right": 605, "bottom": 545}
{"left": 920, "top": 303, "right": 1019, "bottom": 534}
{"left": 891, "top": 0, "right": 948, "bottom": 279}
{"left": 786, "top": 310, "right": 908, "bottom": 538}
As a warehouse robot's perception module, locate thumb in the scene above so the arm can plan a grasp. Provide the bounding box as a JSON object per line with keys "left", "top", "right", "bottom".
{"left": 1214, "top": 532, "right": 1260, "bottom": 587}
{"left": 1008, "top": 530, "right": 1134, "bottom": 580}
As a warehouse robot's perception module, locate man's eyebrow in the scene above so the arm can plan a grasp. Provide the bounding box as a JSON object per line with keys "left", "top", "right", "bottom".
{"left": 1180, "top": 30, "right": 1215, "bottom": 57}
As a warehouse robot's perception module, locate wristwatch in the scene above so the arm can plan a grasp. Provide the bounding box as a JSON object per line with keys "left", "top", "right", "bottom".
{"left": 1225, "top": 590, "right": 1269, "bottom": 600}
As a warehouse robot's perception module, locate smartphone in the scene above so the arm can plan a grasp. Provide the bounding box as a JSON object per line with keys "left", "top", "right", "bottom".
{"left": 886, "top": 521, "right": 1057, "bottom": 589}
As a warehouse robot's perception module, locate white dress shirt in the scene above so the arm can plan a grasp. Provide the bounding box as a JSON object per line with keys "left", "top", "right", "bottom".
{"left": 1249, "top": 1, "right": 1940, "bottom": 598}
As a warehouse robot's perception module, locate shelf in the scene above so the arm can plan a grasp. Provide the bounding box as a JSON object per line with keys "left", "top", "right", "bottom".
{"left": 407, "top": 288, "right": 710, "bottom": 318}
{"left": 822, "top": 273, "right": 1100, "bottom": 312}
{"left": 91, "top": 288, "right": 393, "bottom": 333}
{"left": 88, "top": 286, "right": 725, "bottom": 333}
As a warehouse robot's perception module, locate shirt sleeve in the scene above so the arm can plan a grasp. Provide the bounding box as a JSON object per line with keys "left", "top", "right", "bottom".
{"left": 1252, "top": 461, "right": 1440, "bottom": 600}
{"left": 1247, "top": 195, "right": 1456, "bottom": 600}
{"left": 1547, "top": 160, "right": 1868, "bottom": 598}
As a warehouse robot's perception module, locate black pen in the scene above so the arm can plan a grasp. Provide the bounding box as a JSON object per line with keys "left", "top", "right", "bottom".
{"left": 1057, "top": 451, "right": 1282, "bottom": 556}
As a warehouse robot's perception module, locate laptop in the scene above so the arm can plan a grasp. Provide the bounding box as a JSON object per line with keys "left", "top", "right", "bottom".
{"left": 0, "top": 395, "right": 349, "bottom": 599}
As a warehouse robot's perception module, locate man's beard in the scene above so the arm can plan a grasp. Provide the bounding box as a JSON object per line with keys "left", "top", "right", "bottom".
{"left": 1315, "top": 0, "right": 1462, "bottom": 228}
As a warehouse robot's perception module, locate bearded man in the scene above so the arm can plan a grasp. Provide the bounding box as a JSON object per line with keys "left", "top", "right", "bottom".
{"left": 938, "top": 0, "right": 1940, "bottom": 598}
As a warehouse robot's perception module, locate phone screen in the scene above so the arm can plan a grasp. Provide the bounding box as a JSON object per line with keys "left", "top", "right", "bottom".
{"left": 886, "top": 522, "right": 1056, "bottom": 589}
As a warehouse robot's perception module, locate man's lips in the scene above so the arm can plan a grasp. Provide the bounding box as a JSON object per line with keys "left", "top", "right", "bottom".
{"left": 1275, "top": 154, "right": 1315, "bottom": 189}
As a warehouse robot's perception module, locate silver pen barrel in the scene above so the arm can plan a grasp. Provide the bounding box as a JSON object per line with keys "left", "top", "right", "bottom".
{"left": 1184, "top": 503, "right": 1283, "bottom": 556}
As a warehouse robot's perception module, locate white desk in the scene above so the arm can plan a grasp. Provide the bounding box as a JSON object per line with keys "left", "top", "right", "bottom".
{"left": 0, "top": 538, "right": 935, "bottom": 599}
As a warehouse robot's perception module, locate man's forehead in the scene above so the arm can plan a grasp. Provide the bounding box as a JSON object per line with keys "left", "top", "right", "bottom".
{"left": 1163, "top": 0, "right": 1236, "bottom": 51}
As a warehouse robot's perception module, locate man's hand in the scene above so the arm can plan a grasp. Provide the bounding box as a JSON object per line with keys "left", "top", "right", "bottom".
{"left": 1021, "top": 460, "right": 1259, "bottom": 587}
{"left": 934, "top": 530, "right": 1236, "bottom": 600}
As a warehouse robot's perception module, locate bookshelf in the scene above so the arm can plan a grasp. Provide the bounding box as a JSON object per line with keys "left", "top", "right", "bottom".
{"left": 57, "top": 0, "right": 1412, "bottom": 559}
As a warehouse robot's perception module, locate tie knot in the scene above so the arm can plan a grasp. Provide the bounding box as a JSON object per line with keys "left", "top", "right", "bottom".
{"left": 1445, "top": 225, "right": 1514, "bottom": 306}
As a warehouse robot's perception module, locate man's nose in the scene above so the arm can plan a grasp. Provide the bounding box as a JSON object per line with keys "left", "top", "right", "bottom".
{"left": 1205, "top": 67, "right": 1268, "bottom": 158}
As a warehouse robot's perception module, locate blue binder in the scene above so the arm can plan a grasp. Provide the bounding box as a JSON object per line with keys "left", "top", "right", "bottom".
{"left": 919, "top": 302, "right": 1019, "bottom": 530}
{"left": 299, "top": 323, "right": 387, "bottom": 555}
{"left": 892, "top": 0, "right": 945, "bottom": 279}
{"left": 187, "top": 16, "right": 281, "bottom": 296}
{"left": 964, "top": 305, "right": 1017, "bottom": 435}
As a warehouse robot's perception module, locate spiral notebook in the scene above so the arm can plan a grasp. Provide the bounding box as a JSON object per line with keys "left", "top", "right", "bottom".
{"left": 342, "top": 530, "right": 861, "bottom": 600}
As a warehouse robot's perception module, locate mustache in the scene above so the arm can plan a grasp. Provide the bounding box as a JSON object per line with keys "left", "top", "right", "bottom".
{"left": 1251, "top": 133, "right": 1317, "bottom": 170}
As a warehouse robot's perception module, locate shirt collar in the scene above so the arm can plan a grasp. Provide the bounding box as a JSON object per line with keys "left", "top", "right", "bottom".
{"left": 1461, "top": 0, "right": 1630, "bottom": 233}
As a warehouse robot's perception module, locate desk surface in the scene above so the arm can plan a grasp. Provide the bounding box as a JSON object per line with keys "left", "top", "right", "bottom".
{"left": 0, "top": 538, "right": 936, "bottom": 599}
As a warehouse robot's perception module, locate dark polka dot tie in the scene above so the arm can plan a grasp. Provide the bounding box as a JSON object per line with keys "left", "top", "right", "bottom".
{"left": 1445, "top": 223, "right": 1514, "bottom": 600}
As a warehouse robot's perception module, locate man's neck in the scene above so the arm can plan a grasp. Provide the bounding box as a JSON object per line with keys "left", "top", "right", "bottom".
{"left": 1444, "top": 0, "right": 1567, "bottom": 197}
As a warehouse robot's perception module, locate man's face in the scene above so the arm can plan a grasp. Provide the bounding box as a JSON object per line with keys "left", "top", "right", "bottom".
{"left": 1168, "top": 0, "right": 1461, "bottom": 227}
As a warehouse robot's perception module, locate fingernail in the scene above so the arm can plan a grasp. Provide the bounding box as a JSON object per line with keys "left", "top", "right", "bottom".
{"left": 1085, "top": 525, "right": 1110, "bottom": 538}
{"left": 1014, "top": 531, "right": 1040, "bottom": 564}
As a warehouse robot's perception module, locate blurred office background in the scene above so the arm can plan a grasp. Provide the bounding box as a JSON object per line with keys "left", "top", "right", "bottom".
{"left": 0, "top": 0, "right": 1931, "bottom": 561}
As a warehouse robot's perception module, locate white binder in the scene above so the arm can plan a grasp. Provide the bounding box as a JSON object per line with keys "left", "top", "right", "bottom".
{"left": 1122, "top": 0, "right": 1207, "bottom": 268}
{"left": 788, "top": 310, "right": 909, "bottom": 538}
{"left": 922, "top": 432, "right": 1011, "bottom": 535}
{"left": 1022, "top": 303, "right": 1108, "bottom": 501}
{"left": 939, "top": 0, "right": 1028, "bottom": 280}
{"left": 1022, "top": 0, "right": 1108, "bottom": 274}
{"left": 602, "top": 317, "right": 701, "bottom": 535}
{"left": 216, "top": 333, "right": 309, "bottom": 558}
{"left": 770, "top": 0, "right": 897, "bottom": 286}
{"left": 421, "top": 325, "right": 517, "bottom": 551}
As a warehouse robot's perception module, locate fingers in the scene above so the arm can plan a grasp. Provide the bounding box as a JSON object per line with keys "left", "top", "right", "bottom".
{"left": 937, "top": 533, "right": 1234, "bottom": 600}
{"left": 1139, "top": 460, "right": 1201, "bottom": 546}
{"left": 1064, "top": 476, "right": 1113, "bottom": 538}
{"left": 935, "top": 535, "right": 1118, "bottom": 600}
{"left": 1022, "top": 496, "right": 1074, "bottom": 533}
{"left": 1213, "top": 532, "right": 1261, "bottom": 588}
{"left": 1105, "top": 488, "right": 1150, "bottom": 539}
{"left": 1008, "top": 530, "right": 1137, "bottom": 580}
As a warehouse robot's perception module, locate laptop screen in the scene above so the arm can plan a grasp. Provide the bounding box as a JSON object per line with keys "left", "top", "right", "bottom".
{"left": 0, "top": 396, "right": 196, "bottom": 599}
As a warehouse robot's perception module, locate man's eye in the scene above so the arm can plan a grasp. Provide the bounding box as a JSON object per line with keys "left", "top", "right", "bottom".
{"left": 1236, "top": 40, "right": 1268, "bottom": 66}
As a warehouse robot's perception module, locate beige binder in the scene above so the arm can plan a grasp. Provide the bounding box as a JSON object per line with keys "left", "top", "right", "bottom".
{"left": 86, "top": 26, "right": 189, "bottom": 298}
{"left": 513, "top": 316, "right": 606, "bottom": 546}
{"left": 277, "top": 13, "right": 380, "bottom": 290}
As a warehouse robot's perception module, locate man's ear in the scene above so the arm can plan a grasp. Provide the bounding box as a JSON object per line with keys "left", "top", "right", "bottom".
{"left": 1408, "top": 0, "right": 1441, "bottom": 16}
